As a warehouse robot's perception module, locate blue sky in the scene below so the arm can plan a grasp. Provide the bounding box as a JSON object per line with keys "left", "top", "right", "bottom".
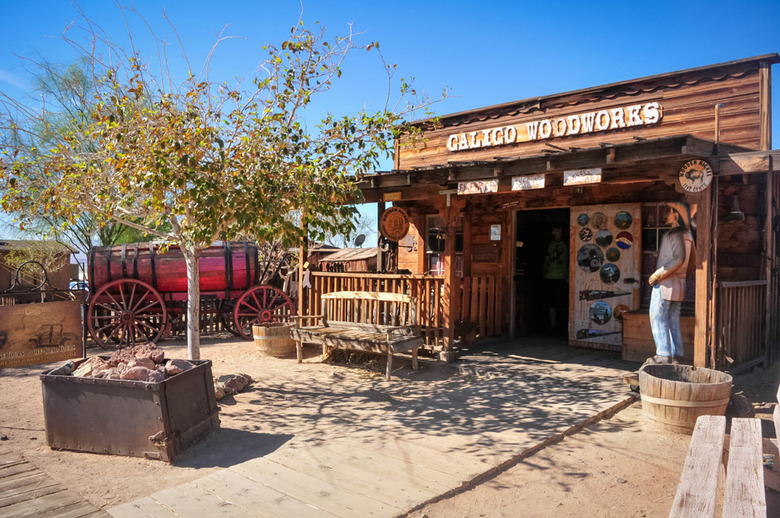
{"left": 2, "top": 0, "right": 779, "bottom": 242}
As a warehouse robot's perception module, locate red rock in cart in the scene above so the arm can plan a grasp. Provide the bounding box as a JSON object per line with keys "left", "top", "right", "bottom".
{"left": 108, "top": 343, "right": 164, "bottom": 366}
{"left": 165, "top": 359, "right": 194, "bottom": 376}
{"left": 128, "top": 357, "right": 156, "bottom": 370}
{"left": 120, "top": 366, "right": 165, "bottom": 383}
{"left": 73, "top": 356, "right": 111, "bottom": 378}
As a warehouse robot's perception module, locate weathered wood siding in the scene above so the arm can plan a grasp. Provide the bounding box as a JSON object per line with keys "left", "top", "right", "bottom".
{"left": 399, "top": 62, "right": 764, "bottom": 170}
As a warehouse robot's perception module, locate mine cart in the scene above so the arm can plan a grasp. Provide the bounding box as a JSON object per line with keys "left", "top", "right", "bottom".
{"left": 87, "top": 242, "right": 295, "bottom": 348}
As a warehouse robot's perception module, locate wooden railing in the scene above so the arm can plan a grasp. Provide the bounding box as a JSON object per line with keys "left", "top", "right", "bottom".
{"left": 716, "top": 280, "right": 766, "bottom": 370}
{"left": 307, "top": 272, "right": 503, "bottom": 347}
{"left": 459, "top": 276, "right": 502, "bottom": 338}
{"left": 308, "top": 273, "right": 444, "bottom": 345}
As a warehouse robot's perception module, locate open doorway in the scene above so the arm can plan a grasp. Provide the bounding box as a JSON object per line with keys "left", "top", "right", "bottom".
{"left": 514, "top": 208, "right": 570, "bottom": 337}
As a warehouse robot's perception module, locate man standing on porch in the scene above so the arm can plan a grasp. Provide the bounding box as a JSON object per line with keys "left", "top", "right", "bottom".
{"left": 648, "top": 201, "right": 694, "bottom": 364}
{"left": 543, "top": 223, "right": 568, "bottom": 335}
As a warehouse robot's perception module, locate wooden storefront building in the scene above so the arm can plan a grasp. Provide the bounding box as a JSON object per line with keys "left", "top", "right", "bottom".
{"left": 307, "top": 54, "right": 780, "bottom": 371}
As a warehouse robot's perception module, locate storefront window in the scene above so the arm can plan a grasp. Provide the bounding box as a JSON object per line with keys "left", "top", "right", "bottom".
{"left": 425, "top": 215, "right": 464, "bottom": 276}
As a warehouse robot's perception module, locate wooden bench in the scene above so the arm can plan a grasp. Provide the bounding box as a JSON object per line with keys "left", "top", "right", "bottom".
{"left": 669, "top": 414, "right": 767, "bottom": 517}
{"left": 291, "top": 291, "right": 422, "bottom": 381}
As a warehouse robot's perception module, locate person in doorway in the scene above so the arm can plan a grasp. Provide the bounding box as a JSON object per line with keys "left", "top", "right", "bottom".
{"left": 543, "top": 223, "right": 568, "bottom": 335}
{"left": 648, "top": 201, "right": 695, "bottom": 364}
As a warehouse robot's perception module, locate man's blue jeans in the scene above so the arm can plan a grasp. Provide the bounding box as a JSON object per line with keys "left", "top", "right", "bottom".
{"left": 649, "top": 285, "right": 683, "bottom": 357}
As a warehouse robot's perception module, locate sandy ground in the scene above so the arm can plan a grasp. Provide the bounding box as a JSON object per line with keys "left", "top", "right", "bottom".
{"left": 1, "top": 336, "right": 778, "bottom": 517}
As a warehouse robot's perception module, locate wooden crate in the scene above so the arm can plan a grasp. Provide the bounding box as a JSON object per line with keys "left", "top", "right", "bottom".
{"left": 622, "top": 310, "right": 695, "bottom": 363}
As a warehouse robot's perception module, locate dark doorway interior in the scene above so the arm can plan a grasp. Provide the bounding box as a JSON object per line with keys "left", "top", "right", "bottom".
{"left": 515, "top": 208, "right": 570, "bottom": 337}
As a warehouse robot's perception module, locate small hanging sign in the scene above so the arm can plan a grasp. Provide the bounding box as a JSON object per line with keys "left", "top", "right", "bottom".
{"left": 512, "top": 174, "right": 545, "bottom": 191}
{"left": 379, "top": 206, "right": 410, "bottom": 242}
{"left": 458, "top": 179, "right": 499, "bottom": 195}
{"left": 564, "top": 168, "right": 602, "bottom": 186}
{"left": 678, "top": 159, "right": 713, "bottom": 192}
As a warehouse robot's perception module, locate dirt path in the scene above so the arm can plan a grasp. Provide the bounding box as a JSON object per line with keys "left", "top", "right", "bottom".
{"left": 1, "top": 337, "right": 777, "bottom": 517}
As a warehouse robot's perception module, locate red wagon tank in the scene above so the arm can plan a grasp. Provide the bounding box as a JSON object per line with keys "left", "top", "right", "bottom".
{"left": 86, "top": 242, "right": 295, "bottom": 348}
{"left": 89, "top": 242, "right": 260, "bottom": 297}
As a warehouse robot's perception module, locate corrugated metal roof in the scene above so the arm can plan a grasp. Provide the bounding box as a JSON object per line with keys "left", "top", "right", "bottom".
{"left": 319, "top": 247, "right": 378, "bottom": 262}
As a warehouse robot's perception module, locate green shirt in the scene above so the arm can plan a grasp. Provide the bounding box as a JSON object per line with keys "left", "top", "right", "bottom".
{"left": 544, "top": 240, "right": 568, "bottom": 280}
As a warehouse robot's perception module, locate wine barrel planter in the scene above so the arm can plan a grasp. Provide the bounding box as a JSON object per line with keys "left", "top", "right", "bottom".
{"left": 639, "top": 364, "right": 732, "bottom": 434}
{"left": 253, "top": 323, "right": 295, "bottom": 357}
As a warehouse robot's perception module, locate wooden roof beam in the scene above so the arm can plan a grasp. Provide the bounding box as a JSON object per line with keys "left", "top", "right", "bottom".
{"left": 719, "top": 151, "right": 780, "bottom": 175}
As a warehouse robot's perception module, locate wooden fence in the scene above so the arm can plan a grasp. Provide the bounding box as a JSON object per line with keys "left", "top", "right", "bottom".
{"left": 716, "top": 280, "right": 766, "bottom": 370}
{"left": 307, "top": 272, "right": 502, "bottom": 347}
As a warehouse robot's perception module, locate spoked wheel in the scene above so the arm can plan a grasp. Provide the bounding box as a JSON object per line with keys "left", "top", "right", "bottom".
{"left": 234, "top": 285, "right": 295, "bottom": 339}
{"left": 88, "top": 279, "right": 167, "bottom": 349}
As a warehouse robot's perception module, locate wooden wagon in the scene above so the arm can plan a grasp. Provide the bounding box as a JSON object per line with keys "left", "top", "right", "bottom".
{"left": 87, "top": 241, "right": 295, "bottom": 348}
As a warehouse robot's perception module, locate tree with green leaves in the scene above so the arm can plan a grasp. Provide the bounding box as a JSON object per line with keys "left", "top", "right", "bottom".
{"left": 0, "top": 57, "right": 165, "bottom": 255}
{"left": 0, "top": 8, "right": 443, "bottom": 359}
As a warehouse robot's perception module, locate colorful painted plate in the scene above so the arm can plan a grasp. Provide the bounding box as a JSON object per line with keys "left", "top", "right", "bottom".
{"left": 615, "top": 231, "right": 633, "bottom": 250}
{"left": 577, "top": 244, "right": 603, "bottom": 272}
{"left": 595, "top": 229, "right": 613, "bottom": 247}
{"left": 614, "top": 211, "right": 633, "bottom": 230}
{"left": 589, "top": 301, "right": 612, "bottom": 325}
{"left": 600, "top": 263, "right": 621, "bottom": 284}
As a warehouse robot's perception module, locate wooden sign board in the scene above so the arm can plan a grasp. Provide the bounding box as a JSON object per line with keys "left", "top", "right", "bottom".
{"left": 512, "top": 174, "right": 545, "bottom": 191}
{"left": 458, "top": 179, "right": 499, "bottom": 195}
{"left": 473, "top": 245, "right": 501, "bottom": 263}
{"left": 564, "top": 168, "right": 602, "bottom": 186}
{"left": 0, "top": 301, "right": 84, "bottom": 369}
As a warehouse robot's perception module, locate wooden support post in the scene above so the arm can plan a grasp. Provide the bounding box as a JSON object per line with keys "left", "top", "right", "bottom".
{"left": 693, "top": 180, "right": 715, "bottom": 368}
{"left": 377, "top": 202, "right": 386, "bottom": 272}
{"left": 439, "top": 197, "right": 464, "bottom": 355}
{"left": 765, "top": 157, "right": 774, "bottom": 362}
{"left": 759, "top": 59, "right": 772, "bottom": 152}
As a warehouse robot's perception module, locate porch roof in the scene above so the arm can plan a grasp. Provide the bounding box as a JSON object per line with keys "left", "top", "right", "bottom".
{"left": 358, "top": 135, "right": 733, "bottom": 202}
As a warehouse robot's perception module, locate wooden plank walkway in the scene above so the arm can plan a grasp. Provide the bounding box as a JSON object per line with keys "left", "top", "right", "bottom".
{"left": 0, "top": 452, "right": 109, "bottom": 518}
{"left": 107, "top": 339, "right": 640, "bottom": 517}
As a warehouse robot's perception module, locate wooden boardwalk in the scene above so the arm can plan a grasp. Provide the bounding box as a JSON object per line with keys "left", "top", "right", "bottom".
{"left": 0, "top": 452, "right": 109, "bottom": 518}
{"left": 108, "top": 339, "right": 640, "bottom": 517}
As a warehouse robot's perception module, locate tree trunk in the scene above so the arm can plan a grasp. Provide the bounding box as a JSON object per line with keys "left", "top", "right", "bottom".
{"left": 182, "top": 246, "right": 201, "bottom": 360}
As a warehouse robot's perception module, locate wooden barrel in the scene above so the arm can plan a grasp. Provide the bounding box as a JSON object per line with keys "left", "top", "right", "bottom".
{"left": 89, "top": 241, "right": 259, "bottom": 295}
{"left": 252, "top": 324, "right": 295, "bottom": 357}
{"left": 639, "top": 364, "right": 732, "bottom": 434}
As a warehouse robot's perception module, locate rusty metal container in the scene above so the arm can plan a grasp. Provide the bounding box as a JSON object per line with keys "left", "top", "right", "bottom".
{"left": 40, "top": 359, "right": 219, "bottom": 462}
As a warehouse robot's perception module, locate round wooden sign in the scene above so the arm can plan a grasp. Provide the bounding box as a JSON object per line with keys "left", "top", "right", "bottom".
{"left": 379, "top": 207, "right": 410, "bottom": 242}
{"left": 679, "top": 159, "right": 713, "bottom": 193}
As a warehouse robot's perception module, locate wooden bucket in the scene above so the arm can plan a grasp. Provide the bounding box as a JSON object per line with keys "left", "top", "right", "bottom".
{"left": 639, "top": 364, "right": 732, "bottom": 434}
{"left": 252, "top": 324, "right": 295, "bottom": 357}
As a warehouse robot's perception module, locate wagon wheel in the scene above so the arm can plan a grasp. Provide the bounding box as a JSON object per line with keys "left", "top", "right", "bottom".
{"left": 88, "top": 279, "right": 167, "bottom": 349}
{"left": 234, "top": 285, "right": 295, "bottom": 340}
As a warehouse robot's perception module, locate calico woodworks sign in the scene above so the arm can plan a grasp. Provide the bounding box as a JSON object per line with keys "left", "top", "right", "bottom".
{"left": 0, "top": 300, "right": 84, "bottom": 368}
{"left": 447, "top": 102, "right": 663, "bottom": 151}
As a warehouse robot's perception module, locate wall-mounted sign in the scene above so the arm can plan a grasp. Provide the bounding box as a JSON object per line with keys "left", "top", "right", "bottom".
{"left": 447, "top": 102, "right": 663, "bottom": 151}
{"left": 490, "top": 224, "right": 502, "bottom": 241}
{"left": 458, "top": 179, "right": 499, "bottom": 195}
{"left": 512, "top": 174, "right": 545, "bottom": 191}
{"left": 0, "top": 300, "right": 84, "bottom": 369}
{"left": 679, "top": 159, "right": 713, "bottom": 193}
{"left": 564, "top": 168, "right": 602, "bottom": 186}
{"left": 383, "top": 191, "right": 403, "bottom": 202}
{"left": 379, "top": 206, "right": 410, "bottom": 242}
{"left": 473, "top": 245, "right": 501, "bottom": 263}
